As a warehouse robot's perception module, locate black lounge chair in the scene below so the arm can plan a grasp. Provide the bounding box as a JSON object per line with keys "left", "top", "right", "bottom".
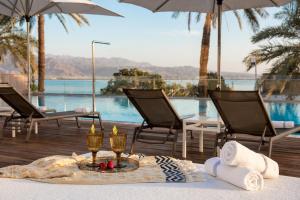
{"left": 208, "top": 90, "right": 300, "bottom": 157}
{"left": 0, "top": 83, "right": 103, "bottom": 141}
{"left": 123, "top": 89, "right": 193, "bottom": 156}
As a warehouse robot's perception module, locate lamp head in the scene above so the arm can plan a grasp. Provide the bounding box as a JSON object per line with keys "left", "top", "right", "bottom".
{"left": 92, "top": 40, "right": 110, "bottom": 45}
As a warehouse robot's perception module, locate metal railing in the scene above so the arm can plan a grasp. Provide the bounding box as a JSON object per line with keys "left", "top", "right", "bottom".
{"left": 34, "top": 78, "right": 300, "bottom": 99}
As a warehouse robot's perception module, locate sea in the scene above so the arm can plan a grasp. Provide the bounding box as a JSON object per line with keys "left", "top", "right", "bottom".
{"left": 32, "top": 80, "right": 300, "bottom": 126}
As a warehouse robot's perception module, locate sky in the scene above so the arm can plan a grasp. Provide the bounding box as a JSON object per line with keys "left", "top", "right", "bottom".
{"left": 29, "top": 0, "right": 284, "bottom": 74}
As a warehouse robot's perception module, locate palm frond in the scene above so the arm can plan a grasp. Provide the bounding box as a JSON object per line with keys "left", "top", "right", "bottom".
{"left": 244, "top": 0, "right": 300, "bottom": 77}
{"left": 195, "top": 13, "right": 201, "bottom": 23}
{"left": 0, "top": 20, "right": 37, "bottom": 74}
{"left": 251, "top": 26, "right": 298, "bottom": 43}
{"left": 187, "top": 12, "right": 192, "bottom": 31}
{"left": 232, "top": 10, "right": 242, "bottom": 30}
{"left": 54, "top": 14, "right": 68, "bottom": 33}
{"left": 172, "top": 12, "right": 180, "bottom": 19}
{"left": 242, "top": 9, "right": 260, "bottom": 32}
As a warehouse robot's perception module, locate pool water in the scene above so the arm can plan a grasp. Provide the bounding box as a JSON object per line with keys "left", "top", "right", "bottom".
{"left": 32, "top": 95, "right": 300, "bottom": 125}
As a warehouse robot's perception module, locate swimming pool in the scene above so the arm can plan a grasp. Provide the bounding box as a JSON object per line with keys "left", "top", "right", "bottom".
{"left": 32, "top": 95, "right": 300, "bottom": 125}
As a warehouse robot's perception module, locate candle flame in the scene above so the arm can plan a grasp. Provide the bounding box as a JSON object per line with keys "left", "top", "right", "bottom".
{"left": 113, "top": 125, "right": 118, "bottom": 135}
{"left": 89, "top": 124, "right": 96, "bottom": 134}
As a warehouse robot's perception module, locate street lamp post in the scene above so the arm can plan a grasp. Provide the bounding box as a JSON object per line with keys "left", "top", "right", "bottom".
{"left": 91, "top": 40, "right": 110, "bottom": 117}
{"left": 251, "top": 57, "right": 257, "bottom": 80}
{"left": 250, "top": 57, "right": 258, "bottom": 91}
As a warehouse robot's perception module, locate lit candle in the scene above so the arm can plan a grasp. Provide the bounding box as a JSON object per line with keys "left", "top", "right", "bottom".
{"left": 113, "top": 125, "right": 118, "bottom": 135}
{"left": 89, "top": 124, "right": 96, "bottom": 135}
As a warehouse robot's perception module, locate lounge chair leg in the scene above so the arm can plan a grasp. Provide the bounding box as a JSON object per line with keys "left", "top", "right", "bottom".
{"left": 172, "top": 141, "right": 177, "bottom": 157}
{"left": 1, "top": 117, "right": 9, "bottom": 139}
{"left": 34, "top": 122, "right": 38, "bottom": 135}
{"left": 3, "top": 117, "right": 9, "bottom": 129}
{"left": 56, "top": 120, "right": 61, "bottom": 127}
{"left": 268, "top": 139, "right": 273, "bottom": 158}
{"left": 214, "top": 133, "right": 219, "bottom": 156}
{"left": 75, "top": 117, "right": 81, "bottom": 128}
{"left": 130, "top": 127, "right": 138, "bottom": 154}
{"left": 98, "top": 114, "right": 104, "bottom": 131}
{"left": 26, "top": 121, "right": 34, "bottom": 142}
{"left": 258, "top": 141, "right": 264, "bottom": 152}
{"left": 189, "top": 130, "right": 194, "bottom": 139}
{"left": 172, "top": 130, "right": 179, "bottom": 157}
{"left": 12, "top": 123, "right": 16, "bottom": 138}
{"left": 214, "top": 132, "right": 225, "bottom": 156}
{"left": 199, "top": 130, "right": 204, "bottom": 152}
{"left": 17, "top": 120, "right": 21, "bottom": 133}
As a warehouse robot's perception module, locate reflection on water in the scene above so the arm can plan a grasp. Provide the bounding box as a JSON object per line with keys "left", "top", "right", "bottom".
{"left": 38, "top": 96, "right": 46, "bottom": 107}
{"left": 31, "top": 95, "right": 299, "bottom": 125}
{"left": 267, "top": 103, "right": 300, "bottom": 124}
{"left": 113, "top": 97, "right": 131, "bottom": 108}
{"left": 198, "top": 100, "right": 208, "bottom": 116}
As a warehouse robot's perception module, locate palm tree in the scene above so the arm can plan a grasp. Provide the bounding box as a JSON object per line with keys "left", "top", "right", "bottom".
{"left": 0, "top": 16, "right": 36, "bottom": 76}
{"left": 173, "top": 9, "right": 268, "bottom": 96}
{"left": 244, "top": 0, "right": 300, "bottom": 76}
{"left": 37, "top": 14, "right": 89, "bottom": 93}
{"left": 244, "top": 1, "right": 300, "bottom": 97}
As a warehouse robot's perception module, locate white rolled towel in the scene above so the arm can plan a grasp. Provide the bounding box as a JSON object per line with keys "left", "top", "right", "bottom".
{"left": 220, "top": 141, "right": 279, "bottom": 179}
{"left": 75, "top": 107, "right": 88, "bottom": 113}
{"left": 272, "top": 121, "right": 284, "bottom": 128}
{"left": 204, "top": 157, "right": 264, "bottom": 191}
{"left": 284, "top": 121, "right": 294, "bottom": 128}
{"left": 38, "top": 106, "right": 48, "bottom": 112}
{"left": 272, "top": 121, "right": 295, "bottom": 128}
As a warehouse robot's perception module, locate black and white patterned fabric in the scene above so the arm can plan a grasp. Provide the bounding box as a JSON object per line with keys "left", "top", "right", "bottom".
{"left": 155, "top": 156, "right": 186, "bottom": 183}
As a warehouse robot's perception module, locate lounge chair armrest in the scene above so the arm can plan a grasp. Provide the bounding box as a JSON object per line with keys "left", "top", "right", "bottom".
{"left": 273, "top": 126, "right": 300, "bottom": 141}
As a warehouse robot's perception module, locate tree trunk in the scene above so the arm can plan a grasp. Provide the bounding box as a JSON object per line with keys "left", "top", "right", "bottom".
{"left": 38, "top": 15, "right": 46, "bottom": 93}
{"left": 198, "top": 14, "right": 212, "bottom": 97}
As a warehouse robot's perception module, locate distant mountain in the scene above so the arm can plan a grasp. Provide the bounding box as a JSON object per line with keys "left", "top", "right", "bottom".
{"left": 0, "top": 54, "right": 255, "bottom": 80}
{"left": 44, "top": 54, "right": 155, "bottom": 79}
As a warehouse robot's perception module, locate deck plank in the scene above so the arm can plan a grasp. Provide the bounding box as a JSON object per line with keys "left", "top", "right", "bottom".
{"left": 0, "top": 120, "right": 299, "bottom": 177}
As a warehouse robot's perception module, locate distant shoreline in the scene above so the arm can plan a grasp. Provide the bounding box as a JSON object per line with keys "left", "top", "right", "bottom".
{"left": 44, "top": 77, "right": 259, "bottom": 81}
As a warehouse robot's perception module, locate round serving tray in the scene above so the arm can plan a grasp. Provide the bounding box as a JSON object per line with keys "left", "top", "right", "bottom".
{"left": 78, "top": 157, "right": 139, "bottom": 173}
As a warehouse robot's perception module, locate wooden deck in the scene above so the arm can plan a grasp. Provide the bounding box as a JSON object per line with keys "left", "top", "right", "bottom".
{"left": 0, "top": 120, "right": 299, "bottom": 177}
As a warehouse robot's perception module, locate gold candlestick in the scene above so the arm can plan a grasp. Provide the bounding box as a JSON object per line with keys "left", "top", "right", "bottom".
{"left": 86, "top": 124, "right": 103, "bottom": 167}
{"left": 110, "top": 126, "right": 127, "bottom": 168}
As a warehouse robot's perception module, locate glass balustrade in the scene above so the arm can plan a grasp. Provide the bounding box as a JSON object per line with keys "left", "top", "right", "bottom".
{"left": 26, "top": 78, "right": 300, "bottom": 130}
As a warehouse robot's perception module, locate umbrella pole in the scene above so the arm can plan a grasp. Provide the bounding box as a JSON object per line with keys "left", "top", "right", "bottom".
{"left": 26, "top": 17, "right": 31, "bottom": 101}
{"left": 92, "top": 41, "right": 96, "bottom": 124}
{"left": 217, "top": 0, "right": 223, "bottom": 90}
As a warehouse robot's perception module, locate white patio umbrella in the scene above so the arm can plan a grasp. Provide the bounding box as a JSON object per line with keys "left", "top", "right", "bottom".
{"left": 120, "top": 0, "right": 291, "bottom": 88}
{"left": 0, "top": 0, "right": 121, "bottom": 100}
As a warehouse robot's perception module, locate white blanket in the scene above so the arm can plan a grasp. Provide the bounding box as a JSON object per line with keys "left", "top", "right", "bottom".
{"left": 220, "top": 141, "right": 279, "bottom": 179}
{"left": 205, "top": 157, "right": 264, "bottom": 191}
{"left": 0, "top": 154, "right": 86, "bottom": 179}
{"left": 0, "top": 152, "right": 203, "bottom": 185}
{"left": 1, "top": 164, "right": 299, "bottom": 200}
